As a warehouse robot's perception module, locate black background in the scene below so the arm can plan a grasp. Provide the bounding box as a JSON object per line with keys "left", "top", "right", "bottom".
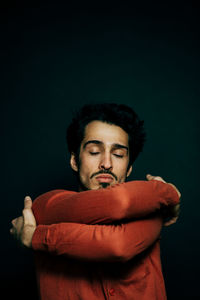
{"left": 2, "top": 1, "right": 200, "bottom": 299}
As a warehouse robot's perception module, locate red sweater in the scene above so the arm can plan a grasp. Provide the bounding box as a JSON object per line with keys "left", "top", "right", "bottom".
{"left": 32, "top": 180, "right": 179, "bottom": 300}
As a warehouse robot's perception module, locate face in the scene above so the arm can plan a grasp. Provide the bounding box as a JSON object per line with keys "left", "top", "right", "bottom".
{"left": 70, "top": 121, "right": 132, "bottom": 190}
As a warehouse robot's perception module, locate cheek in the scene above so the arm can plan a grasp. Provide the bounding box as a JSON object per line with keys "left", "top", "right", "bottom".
{"left": 79, "top": 154, "right": 97, "bottom": 175}
{"left": 115, "top": 160, "right": 129, "bottom": 178}
{"left": 82, "top": 151, "right": 101, "bottom": 165}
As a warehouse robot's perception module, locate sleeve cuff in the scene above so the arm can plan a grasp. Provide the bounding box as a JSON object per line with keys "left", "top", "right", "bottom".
{"left": 32, "top": 225, "right": 56, "bottom": 252}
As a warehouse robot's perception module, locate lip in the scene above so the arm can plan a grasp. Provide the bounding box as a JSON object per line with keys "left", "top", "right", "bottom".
{"left": 95, "top": 175, "right": 114, "bottom": 183}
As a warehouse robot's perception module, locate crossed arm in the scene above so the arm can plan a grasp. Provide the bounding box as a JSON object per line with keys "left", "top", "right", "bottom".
{"left": 10, "top": 175, "right": 181, "bottom": 261}
{"left": 31, "top": 177, "right": 180, "bottom": 226}
{"left": 32, "top": 216, "right": 163, "bottom": 262}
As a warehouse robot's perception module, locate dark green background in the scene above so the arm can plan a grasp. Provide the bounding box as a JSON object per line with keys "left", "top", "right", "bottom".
{"left": 2, "top": 2, "right": 199, "bottom": 299}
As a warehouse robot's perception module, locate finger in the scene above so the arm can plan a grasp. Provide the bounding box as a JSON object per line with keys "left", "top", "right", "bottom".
{"left": 23, "top": 207, "right": 36, "bottom": 227}
{"left": 24, "top": 196, "right": 32, "bottom": 209}
{"left": 11, "top": 218, "right": 17, "bottom": 226}
{"left": 10, "top": 227, "right": 14, "bottom": 234}
{"left": 164, "top": 216, "right": 178, "bottom": 226}
{"left": 153, "top": 176, "right": 166, "bottom": 183}
{"left": 173, "top": 203, "right": 181, "bottom": 215}
{"left": 146, "top": 174, "right": 166, "bottom": 183}
{"left": 146, "top": 174, "right": 154, "bottom": 180}
{"left": 10, "top": 227, "right": 17, "bottom": 235}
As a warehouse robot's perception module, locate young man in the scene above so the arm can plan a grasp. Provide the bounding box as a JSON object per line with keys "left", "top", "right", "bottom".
{"left": 11, "top": 103, "right": 180, "bottom": 300}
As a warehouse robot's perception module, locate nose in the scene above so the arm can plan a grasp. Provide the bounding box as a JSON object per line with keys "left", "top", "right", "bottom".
{"left": 99, "top": 152, "right": 113, "bottom": 171}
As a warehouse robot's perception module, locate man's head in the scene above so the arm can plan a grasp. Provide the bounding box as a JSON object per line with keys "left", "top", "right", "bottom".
{"left": 66, "top": 103, "right": 146, "bottom": 190}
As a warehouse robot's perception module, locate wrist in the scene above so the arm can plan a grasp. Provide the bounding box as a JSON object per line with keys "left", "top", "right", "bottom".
{"left": 21, "top": 225, "right": 36, "bottom": 248}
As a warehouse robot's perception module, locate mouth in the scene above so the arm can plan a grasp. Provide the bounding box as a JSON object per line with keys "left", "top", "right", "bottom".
{"left": 95, "top": 175, "right": 114, "bottom": 183}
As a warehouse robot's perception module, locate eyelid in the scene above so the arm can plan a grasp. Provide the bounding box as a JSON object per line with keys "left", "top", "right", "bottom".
{"left": 89, "top": 152, "right": 100, "bottom": 155}
{"left": 88, "top": 147, "right": 100, "bottom": 152}
{"left": 87, "top": 146, "right": 100, "bottom": 151}
{"left": 86, "top": 144, "right": 100, "bottom": 150}
{"left": 112, "top": 149, "right": 126, "bottom": 154}
{"left": 113, "top": 153, "right": 124, "bottom": 158}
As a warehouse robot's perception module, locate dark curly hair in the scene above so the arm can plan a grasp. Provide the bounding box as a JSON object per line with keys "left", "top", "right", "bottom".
{"left": 66, "top": 103, "right": 146, "bottom": 168}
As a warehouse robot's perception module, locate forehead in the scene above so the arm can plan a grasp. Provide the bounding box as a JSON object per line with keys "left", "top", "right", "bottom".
{"left": 82, "top": 121, "right": 129, "bottom": 146}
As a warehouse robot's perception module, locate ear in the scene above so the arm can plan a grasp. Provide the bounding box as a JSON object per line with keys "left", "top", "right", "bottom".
{"left": 126, "top": 165, "right": 132, "bottom": 177}
{"left": 70, "top": 153, "right": 78, "bottom": 172}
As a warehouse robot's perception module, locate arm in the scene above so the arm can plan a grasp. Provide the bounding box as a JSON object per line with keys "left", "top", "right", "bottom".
{"left": 32, "top": 215, "right": 163, "bottom": 262}
{"left": 11, "top": 197, "right": 162, "bottom": 260}
{"left": 32, "top": 179, "right": 180, "bottom": 226}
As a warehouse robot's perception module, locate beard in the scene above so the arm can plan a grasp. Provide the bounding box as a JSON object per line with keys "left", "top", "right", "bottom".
{"left": 78, "top": 178, "right": 111, "bottom": 191}
{"left": 78, "top": 179, "right": 111, "bottom": 191}
{"left": 99, "top": 182, "right": 110, "bottom": 189}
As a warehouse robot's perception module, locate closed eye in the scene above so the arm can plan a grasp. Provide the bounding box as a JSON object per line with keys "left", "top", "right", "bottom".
{"left": 113, "top": 154, "right": 124, "bottom": 158}
{"left": 89, "top": 152, "right": 100, "bottom": 155}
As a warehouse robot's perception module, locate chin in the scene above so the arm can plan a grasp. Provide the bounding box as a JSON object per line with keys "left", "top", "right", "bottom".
{"left": 99, "top": 182, "right": 111, "bottom": 189}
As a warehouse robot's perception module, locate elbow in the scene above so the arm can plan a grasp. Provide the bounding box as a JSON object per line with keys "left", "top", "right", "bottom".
{"left": 111, "top": 195, "right": 130, "bottom": 221}
{"left": 109, "top": 237, "right": 133, "bottom": 262}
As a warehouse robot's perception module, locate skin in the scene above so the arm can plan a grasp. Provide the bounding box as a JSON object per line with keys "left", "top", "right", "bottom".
{"left": 10, "top": 121, "right": 181, "bottom": 248}
{"left": 70, "top": 121, "right": 133, "bottom": 190}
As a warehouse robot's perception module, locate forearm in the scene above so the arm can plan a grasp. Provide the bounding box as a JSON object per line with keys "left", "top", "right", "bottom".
{"left": 32, "top": 216, "right": 163, "bottom": 262}
{"left": 32, "top": 180, "right": 179, "bottom": 226}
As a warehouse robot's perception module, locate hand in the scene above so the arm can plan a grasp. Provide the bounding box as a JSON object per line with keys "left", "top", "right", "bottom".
{"left": 10, "top": 196, "right": 36, "bottom": 248}
{"left": 146, "top": 174, "right": 181, "bottom": 226}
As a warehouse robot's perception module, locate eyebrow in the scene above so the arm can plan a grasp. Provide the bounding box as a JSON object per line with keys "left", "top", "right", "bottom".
{"left": 83, "top": 140, "right": 128, "bottom": 152}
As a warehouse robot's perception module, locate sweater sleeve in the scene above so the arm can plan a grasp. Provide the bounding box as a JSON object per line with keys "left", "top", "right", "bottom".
{"left": 32, "top": 216, "right": 163, "bottom": 262}
{"left": 32, "top": 180, "right": 179, "bottom": 225}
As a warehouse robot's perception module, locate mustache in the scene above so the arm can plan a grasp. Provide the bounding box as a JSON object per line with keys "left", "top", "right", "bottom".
{"left": 90, "top": 170, "right": 118, "bottom": 181}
